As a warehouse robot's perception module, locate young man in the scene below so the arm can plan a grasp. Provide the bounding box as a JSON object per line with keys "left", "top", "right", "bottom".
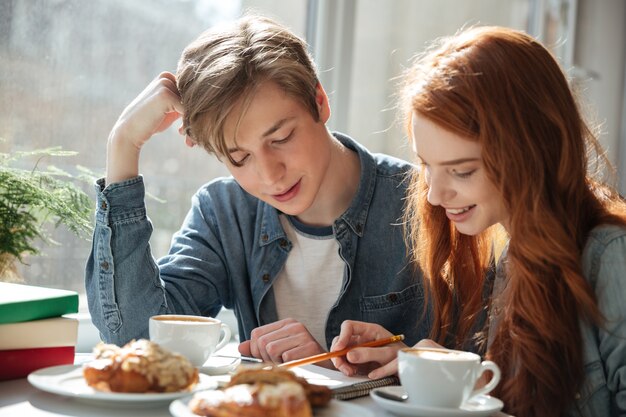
{"left": 86, "top": 15, "right": 428, "bottom": 364}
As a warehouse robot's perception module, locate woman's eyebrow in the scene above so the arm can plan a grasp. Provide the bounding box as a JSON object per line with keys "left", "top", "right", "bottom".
{"left": 416, "top": 155, "right": 479, "bottom": 166}
{"left": 439, "top": 157, "right": 480, "bottom": 166}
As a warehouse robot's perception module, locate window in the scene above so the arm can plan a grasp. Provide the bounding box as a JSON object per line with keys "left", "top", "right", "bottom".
{"left": 2, "top": 0, "right": 622, "bottom": 307}
{"left": 0, "top": 0, "right": 307, "bottom": 308}
{"left": 313, "top": 0, "right": 530, "bottom": 160}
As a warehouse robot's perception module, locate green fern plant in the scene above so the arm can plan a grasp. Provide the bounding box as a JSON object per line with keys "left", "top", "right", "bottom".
{"left": 0, "top": 146, "right": 93, "bottom": 265}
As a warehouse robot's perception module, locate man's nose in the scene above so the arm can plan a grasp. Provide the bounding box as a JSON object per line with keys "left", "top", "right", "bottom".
{"left": 256, "top": 152, "right": 285, "bottom": 185}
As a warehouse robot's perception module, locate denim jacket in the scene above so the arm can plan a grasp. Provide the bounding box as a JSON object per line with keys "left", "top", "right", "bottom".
{"left": 573, "top": 224, "right": 626, "bottom": 416}
{"left": 490, "top": 225, "right": 626, "bottom": 416}
{"left": 86, "top": 132, "right": 430, "bottom": 349}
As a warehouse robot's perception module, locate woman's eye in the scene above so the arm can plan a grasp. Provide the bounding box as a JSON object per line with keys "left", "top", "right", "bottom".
{"left": 453, "top": 169, "right": 476, "bottom": 179}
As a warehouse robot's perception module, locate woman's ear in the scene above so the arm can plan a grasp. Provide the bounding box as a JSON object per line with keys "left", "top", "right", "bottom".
{"left": 315, "top": 83, "right": 331, "bottom": 123}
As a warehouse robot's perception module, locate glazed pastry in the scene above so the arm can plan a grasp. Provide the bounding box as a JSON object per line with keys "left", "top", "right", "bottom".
{"left": 83, "top": 339, "right": 199, "bottom": 393}
{"left": 189, "top": 381, "right": 312, "bottom": 417}
{"left": 227, "top": 367, "right": 332, "bottom": 407}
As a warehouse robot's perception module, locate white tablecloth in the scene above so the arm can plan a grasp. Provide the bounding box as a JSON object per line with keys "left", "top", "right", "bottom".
{"left": 0, "top": 346, "right": 511, "bottom": 417}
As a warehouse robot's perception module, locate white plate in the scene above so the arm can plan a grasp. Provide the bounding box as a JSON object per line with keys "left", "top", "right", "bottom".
{"left": 27, "top": 364, "right": 218, "bottom": 406}
{"left": 170, "top": 394, "right": 375, "bottom": 417}
{"left": 371, "top": 386, "right": 504, "bottom": 417}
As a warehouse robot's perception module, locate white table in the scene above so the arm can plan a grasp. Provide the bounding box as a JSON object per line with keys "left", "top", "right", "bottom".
{"left": 0, "top": 375, "right": 382, "bottom": 417}
{"left": 0, "top": 349, "right": 511, "bottom": 417}
{"left": 0, "top": 343, "right": 387, "bottom": 417}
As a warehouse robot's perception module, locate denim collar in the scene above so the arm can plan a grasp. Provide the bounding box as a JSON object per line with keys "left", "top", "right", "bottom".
{"left": 258, "top": 132, "right": 374, "bottom": 246}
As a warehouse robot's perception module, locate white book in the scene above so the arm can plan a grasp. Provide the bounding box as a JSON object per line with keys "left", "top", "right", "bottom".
{"left": 0, "top": 316, "right": 78, "bottom": 350}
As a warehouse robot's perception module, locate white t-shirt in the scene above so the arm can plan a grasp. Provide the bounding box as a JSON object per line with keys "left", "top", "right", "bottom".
{"left": 273, "top": 215, "right": 345, "bottom": 350}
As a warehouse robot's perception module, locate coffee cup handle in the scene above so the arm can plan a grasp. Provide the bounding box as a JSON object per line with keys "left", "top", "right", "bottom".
{"left": 470, "top": 360, "right": 501, "bottom": 399}
{"left": 214, "top": 323, "right": 232, "bottom": 352}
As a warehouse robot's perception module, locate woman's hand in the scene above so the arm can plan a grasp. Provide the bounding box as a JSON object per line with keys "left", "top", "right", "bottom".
{"left": 106, "top": 72, "right": 191, "bottom": 185}
{"left": 330, "top": 320, "right": 407, "bottom": 379}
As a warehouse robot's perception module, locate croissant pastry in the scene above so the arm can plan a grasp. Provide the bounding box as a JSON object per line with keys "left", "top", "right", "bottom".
{"left": 83, "top": 339, "right": 199, "bottom": 393}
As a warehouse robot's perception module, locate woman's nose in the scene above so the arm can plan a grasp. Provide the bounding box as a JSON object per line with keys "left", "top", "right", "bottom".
{"left": 426, "top": 172, "right": 453, "bottom": 206}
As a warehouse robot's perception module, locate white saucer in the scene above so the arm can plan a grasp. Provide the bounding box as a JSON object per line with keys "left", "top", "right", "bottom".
{"left": 199, "top": 355, "right": 241, "bottom": 375}
{"left": 371, "top": 386, "right": 504, "bottom": 417}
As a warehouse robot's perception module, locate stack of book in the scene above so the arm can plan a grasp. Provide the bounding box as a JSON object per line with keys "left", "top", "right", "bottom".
{"left": 0, "top": 282, "right": 79, "bottom": 380}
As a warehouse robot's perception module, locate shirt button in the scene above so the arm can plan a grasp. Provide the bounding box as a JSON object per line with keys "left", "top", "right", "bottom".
{"left": 100, "top": 261, "right": 109, "bottom": 270}
{"left": 387, "top": 293, "right": 398, "bottom": 302}
{"left": 262, "top": 274, "right": 270, "bottom": 283}
{"left": 100, "top": 201, "right": 107, "bottom": 210}
{"left": 279, "top": 239, "right": 288, "bottom": 248}
{"left": 261, "top": 234, "right": 269, "bottom": 242}
{"left": 574, "top": 392, "right": 581, "bottom": 400}
{"left": 355, "top": 223, "right": 363, "bottom": 233}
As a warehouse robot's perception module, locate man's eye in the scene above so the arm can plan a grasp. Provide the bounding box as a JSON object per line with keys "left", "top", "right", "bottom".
{"left": 231, "top": 154, "right": 249, "bottom": 166}
{"left": 273, "top": 131, "right": 294, "bottom": 144}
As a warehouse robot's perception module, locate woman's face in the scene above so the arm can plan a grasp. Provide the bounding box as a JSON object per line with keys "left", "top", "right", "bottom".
{"left": 411, "top": 112, "right": 509, "bottom": 235}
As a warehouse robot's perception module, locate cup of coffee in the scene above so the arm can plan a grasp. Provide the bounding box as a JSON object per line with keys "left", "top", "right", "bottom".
{"left": 149, "top": 314, "right": 231, "bottom": 367}
{"left": 398, "top": 347, "right": 501, "bottom": 408}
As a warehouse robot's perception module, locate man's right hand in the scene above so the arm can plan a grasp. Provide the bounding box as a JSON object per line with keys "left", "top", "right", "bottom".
{"left": 106, "top": 72, "right": 189, "bottom": 185}
{"left": 238, "top": 318, "right": 326, "bottom": 365}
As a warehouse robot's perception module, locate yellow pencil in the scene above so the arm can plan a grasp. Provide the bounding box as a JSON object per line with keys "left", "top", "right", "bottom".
{"left": 277, "top": 334, "right": 405, "bottom": 369}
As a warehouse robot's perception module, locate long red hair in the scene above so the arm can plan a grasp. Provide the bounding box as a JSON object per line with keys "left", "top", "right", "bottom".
{"left": 402, "top": 26, "right": 626, "bottom": 416}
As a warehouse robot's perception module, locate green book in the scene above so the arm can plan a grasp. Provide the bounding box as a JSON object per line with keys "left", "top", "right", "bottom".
{"left": 0, "top": 283, "right": 79, "bottom": 324}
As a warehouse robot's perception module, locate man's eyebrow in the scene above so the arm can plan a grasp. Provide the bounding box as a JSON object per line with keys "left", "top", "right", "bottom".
{"left": 261, "top": 117, "right": 293, "bottom": 137}
{"left": 226, "top": 117, "right": 295, "bottom": 154}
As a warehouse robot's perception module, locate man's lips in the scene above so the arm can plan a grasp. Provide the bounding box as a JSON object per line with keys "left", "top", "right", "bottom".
{"left": 272, "top": 180, "right": 301, "bottom": 202}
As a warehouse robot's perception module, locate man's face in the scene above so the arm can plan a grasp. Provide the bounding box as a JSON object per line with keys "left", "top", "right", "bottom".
{"left": 221, "top": 81, "right": 333, "bottom": 220}
{"left": 412, "top": 112, "right": 509, "bottom": 235}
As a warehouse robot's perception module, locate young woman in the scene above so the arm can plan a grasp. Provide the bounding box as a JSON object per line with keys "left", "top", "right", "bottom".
{"left": 331, "top": 26, "right": 626, "bottom": 416}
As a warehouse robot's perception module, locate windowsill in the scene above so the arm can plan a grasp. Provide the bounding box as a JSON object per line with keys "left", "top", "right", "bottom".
{"left": 69, "top": 307, "right": 239, "bottom": 353}
{"left": 65, "top": 313, "right": 101, "bottom": 353}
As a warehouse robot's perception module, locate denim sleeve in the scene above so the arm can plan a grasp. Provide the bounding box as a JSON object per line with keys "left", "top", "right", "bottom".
{"left": 593, "top": 232, "right": 626, "bottom": 412}
{"left": 157, "top": 186, "right": 230, "bottom": 323}
{"left": 85, "top": 176, "right": 227, "bottom": 345}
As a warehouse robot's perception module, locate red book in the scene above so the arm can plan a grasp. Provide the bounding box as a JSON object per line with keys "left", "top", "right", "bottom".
{"left": 0, "top": 345, "right": 75, "bottom": 380}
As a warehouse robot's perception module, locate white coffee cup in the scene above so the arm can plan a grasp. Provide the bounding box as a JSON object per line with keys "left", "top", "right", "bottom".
{"left": 398, "top": 347, "right": 501, "bottom": 408}
{"left": 149, "top": 314, "right": 231, "bottom": 366}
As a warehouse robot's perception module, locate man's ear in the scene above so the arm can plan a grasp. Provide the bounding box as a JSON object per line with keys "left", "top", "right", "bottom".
{"left": 315, "top": 83, "right": 331, "bottom": 123}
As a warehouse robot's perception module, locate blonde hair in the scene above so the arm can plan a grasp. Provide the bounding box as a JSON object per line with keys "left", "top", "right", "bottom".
{"left": 177, "top": 15, "right": 319, "bottom": 164}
